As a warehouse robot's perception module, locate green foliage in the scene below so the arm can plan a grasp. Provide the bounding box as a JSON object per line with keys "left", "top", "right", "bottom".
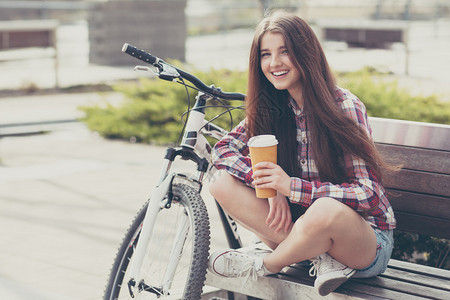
{"left": 393, "top": 231, "right": 449, "bottom": 270}
{"left": 80, "top": 66, "right": 449, "bottom": 145}
{"left": 79, "top": 65, "right": 247, "bottom": 144}
{"left": 80, "top": 79, "right": 185, "bottom": 144}
{"left": 337, "top": 67, "right": 450, "bottom": 124}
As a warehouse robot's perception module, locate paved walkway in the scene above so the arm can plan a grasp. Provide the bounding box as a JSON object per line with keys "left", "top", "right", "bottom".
{"left": 0, "top": 122, "right": 244, "bottom": 299}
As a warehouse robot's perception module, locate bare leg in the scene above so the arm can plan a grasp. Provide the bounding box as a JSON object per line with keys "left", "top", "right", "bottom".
{"left": 263, "top": 197, "right": 377, "bottom": 273}
{"left": 209, "top": 171, "right": 291, "bottom": 248}
{"left": 210, "top": 172, "right": 377, "bottom": 273}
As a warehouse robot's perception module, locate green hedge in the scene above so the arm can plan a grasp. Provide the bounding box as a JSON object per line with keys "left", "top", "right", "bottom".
{"left": 393, "top": 231, "right": 449, "bottom": 270}
{"left": 80, "top": 66, "right": 246, "bottom": 144}
{"left": 337, "top": 67, "right": 450, "bottom": 124}
{"left": 79, "top": 67, "right": 449, "bottom": 145}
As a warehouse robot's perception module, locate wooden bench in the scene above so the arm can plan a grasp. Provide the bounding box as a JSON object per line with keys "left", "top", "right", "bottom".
{"left": 205, "top": 117, "right": 450, "bottom": 299}
{"left": 316, "top": 20, "right": 410, "bottom": 75}
{"left": 0, "top": 20, "right": 59, "bottom": 87}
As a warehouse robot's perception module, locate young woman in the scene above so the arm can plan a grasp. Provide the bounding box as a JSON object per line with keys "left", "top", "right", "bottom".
{"left": 208, "top": 11, "right": 396, "bottom": 296}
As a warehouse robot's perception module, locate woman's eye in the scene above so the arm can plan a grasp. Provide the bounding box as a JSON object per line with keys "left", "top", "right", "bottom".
{"left": 261, "top": 52, "right": 270, "bottom": 57}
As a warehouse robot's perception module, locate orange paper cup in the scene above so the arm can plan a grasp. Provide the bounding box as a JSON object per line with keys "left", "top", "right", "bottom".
{"left": 248, "top": 135, "right": 278, "bottom": 198}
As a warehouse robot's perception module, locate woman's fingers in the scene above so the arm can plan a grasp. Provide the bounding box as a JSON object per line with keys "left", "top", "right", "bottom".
{"left": 254, "top": 161, "right": 277, "bottom": 170}
{"left": 266, "top": 202, "right": 275, "bottom": 225}
{"left": 267, "top": 195, "right": 292, "bottom": 233}
{"left": 252, "top": 164, "right": 291, "bottom": 197}
{"left": 284, "top": 209, "right": 292, "bottom": 232}
{"left": 267, "top": 203, "right": 281, "bottom": 229}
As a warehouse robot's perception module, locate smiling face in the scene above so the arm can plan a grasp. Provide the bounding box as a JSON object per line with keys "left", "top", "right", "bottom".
{"left": 260, "top": 32, "right": 303, "bottom": 105}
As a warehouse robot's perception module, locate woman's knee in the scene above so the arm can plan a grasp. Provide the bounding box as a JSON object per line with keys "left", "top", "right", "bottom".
{"left": 209, "top": 171, "right": 240, "bottom": 205}
{"left": 295, "top": 197, "right": 348, "bottom": 233}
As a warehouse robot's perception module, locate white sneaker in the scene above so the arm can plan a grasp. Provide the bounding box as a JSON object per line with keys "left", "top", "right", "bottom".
{"left": 309, "top": 253, "right": 356, "bottom": 296}
{"left": 208, "top": 247, "right": 274, "bottom": 282}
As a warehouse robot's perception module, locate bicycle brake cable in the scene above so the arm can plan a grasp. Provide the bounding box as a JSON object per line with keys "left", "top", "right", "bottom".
{"left": 201, "top": 104, "right": 245, "bottom": 132}
{"left": 176, "top": 77, "right": 191, "bottom": 145}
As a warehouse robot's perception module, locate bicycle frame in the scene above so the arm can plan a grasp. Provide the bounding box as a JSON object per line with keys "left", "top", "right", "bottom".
{"left": 125, "top": 87, "right": 244, "bottom": 297}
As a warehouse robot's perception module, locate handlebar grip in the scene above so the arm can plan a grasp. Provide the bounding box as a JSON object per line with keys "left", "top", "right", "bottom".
{"left": 122, "top": 43, "right": 159, "bottom": 65}
{"left": 122, "top": 43, "right": 246, "bottom": 101}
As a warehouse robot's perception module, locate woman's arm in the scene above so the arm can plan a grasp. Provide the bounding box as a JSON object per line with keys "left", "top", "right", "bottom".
{"left": 289, "top": 156, "right": 382, "bottom": 213}
{"left": 211, "top": 120, "right": 254, "bottom": 186}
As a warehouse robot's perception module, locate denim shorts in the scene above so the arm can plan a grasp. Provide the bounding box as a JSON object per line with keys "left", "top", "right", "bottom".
{"left": 353, "top": 228, "right": 394, "bottom": 278}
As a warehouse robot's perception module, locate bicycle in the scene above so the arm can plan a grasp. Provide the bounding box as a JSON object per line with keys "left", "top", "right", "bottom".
{"left": 104, "top": 43, "right": 248, "bottom": 300}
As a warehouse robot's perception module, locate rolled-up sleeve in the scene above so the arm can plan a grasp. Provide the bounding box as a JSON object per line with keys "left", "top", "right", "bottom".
{"left": 211, "top": 120, "right": 254, "bottom": 186}
{"left": 289, "top": 156, "right": 382, "bottom": 214}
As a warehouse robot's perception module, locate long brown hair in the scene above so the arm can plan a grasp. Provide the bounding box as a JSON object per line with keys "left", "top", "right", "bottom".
{"left": 246, "top": 11, "right": 387, "bottom": 184}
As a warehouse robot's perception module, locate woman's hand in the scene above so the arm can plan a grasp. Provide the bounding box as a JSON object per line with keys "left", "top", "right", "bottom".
{"left": 252, "top": 162, "right": 292, "bottom": 233}
{"left": 266, "top": 193, "right": 292, "bottom": 233}
{"left": 252, "top": 162, "right": 291, "bottom": 197}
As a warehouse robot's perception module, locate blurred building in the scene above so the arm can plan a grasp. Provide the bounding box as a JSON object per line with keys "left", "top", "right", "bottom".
{"left": 87, "top": 0, "right": 187, "bottom": 65}
{"left": 0, "top": 0, "right": 449, "bottom": 66}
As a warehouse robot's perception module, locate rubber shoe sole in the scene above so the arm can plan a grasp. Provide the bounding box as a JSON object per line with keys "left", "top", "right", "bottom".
{"left": 315, "top": 269, "right": 356, "bottom": 296}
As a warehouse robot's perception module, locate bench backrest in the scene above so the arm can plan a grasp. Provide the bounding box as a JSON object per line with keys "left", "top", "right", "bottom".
{"left": 317, "top": 20, "right": 408, "bottom": 48}
{"left": 370, "top": 117, "right": 450, "bottom": 239}
{"left": 0, "top": 20, "right": 57, "bottom": 50}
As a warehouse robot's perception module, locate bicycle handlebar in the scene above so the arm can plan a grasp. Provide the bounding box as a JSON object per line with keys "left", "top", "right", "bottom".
{"left": 122, "top": 43, "right": 246, "bottom": 101}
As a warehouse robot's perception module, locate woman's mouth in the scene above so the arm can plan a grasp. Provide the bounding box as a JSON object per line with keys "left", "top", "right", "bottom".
{"left": 272, "top": 70, "right": 289, "bottom": 77}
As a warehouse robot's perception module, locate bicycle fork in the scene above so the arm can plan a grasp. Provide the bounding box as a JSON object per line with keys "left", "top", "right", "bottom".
{"left": 126, "top": 149, "right": 206, "bottom": 298}
{"left": 126, "top": 92, "right": 211, "bottom": 297}
{"left": 126, "top": 167, "right": 177, "bottom": 297}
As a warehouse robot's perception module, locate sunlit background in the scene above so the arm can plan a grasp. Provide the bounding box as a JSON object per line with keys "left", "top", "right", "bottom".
{"left": 0, "top": 0, "right": 448, "bottom": 91}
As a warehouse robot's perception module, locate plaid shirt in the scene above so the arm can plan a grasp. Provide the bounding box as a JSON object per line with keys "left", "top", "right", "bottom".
{"left": 212, "top": 87, "right": 396, "bottom": 230}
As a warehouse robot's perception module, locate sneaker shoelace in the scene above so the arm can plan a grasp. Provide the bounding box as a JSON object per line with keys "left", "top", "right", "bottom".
{"left": 309, "top": 258, "right": 320, "bottom": 277}
{"left": 309, "top": 254, "right": 342, "bottom": 277}
{"left": 223, "top": 252, "right": 263, "bottom": 285}
{"left": 238, "top": 260, "right": 260, "bottom": 284}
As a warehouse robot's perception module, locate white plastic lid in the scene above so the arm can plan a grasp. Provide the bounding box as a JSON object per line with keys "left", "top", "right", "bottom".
{"left": 248, "top": 135, "right": 278, "bottom": 147}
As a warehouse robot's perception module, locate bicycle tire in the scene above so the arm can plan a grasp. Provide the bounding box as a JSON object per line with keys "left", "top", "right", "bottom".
{"left": 104, "top": 183, "right": 210, "bottom": 300}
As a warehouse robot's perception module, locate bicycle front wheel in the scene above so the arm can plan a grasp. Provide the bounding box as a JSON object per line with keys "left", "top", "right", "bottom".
{"left": 104, "top": 183, "right": 210, "bottom": 300}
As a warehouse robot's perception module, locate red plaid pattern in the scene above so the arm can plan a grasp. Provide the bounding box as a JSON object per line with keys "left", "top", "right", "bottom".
{"left": 212, "top": 87, "right": 396, "bottom": 230}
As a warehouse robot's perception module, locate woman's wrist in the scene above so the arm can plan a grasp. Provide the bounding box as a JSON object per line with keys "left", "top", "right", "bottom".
{"left": 280, "top": 177, "right": 292, "bottom": 197}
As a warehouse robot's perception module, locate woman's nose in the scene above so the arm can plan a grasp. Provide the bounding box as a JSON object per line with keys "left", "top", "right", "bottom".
{"left": 270, "top": 54, "right": 281, "bottom": 68}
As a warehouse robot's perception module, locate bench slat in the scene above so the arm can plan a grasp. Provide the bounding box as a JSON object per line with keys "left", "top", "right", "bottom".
{"left": 387, "top": 189, "right": 449, "bottom": 220}
{"left": 383, "top": 169, "right": 450, "bottom": 197}
{"left": 370, "top": 117, "right": 450, "bottom": 151}
{"left": 348, "top": 276, "right": 449, "bottom": 300}
{"left": 206, "top": 271, "right": 425, "bottom": 300}
{"left": 4, "top": 31, "right": 53, "bottom": 49}
{"left": 277, "top": 273, "right": 391, "bottom": 300}
{"left": 383, "top": 263, "right": 450, "bottom": 291}
{"left": 388, "top": 259, "right": 450, "bottom": 280}
{"left": 376, "top": 143, "right": 450, "bottom": 174}
{"left": 205, "top": 271, "right": 363, "bottom": 299}
{"left": 381, "top": 268, "right": 450, "bottom": 291}
{"left": 280, "top": 260, "right": 450, "bottom": 299}
{"left": 394, "top": 211, "right": 450, "bottom": 239}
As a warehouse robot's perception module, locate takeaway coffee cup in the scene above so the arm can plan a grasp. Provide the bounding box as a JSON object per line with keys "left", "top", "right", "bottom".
{"left": 248, "top": 134, "right": 278, "bottom": 198}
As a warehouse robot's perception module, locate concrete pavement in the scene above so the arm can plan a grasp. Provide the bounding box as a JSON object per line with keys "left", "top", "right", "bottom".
{"left": 0, "top": 121, "right": 246, "bottom": 299}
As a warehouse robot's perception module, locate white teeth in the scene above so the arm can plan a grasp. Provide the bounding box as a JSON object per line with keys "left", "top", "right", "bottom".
{"left": 273, "top": 71, "right": 288, "bottom": 76}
